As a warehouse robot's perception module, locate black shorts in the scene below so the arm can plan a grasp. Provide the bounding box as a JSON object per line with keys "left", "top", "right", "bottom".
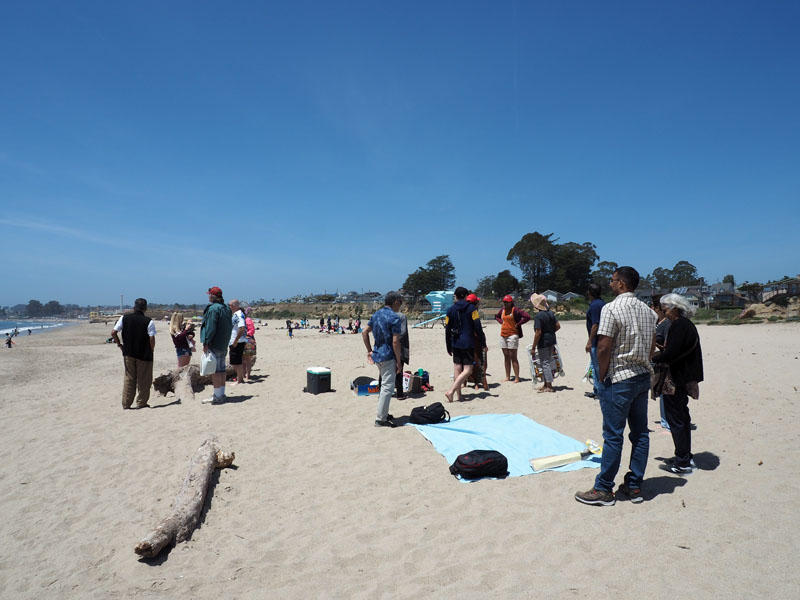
{"left": 452, "top": 347, "right": 475, "bottom": 366}
{"left": 229, "top": 342, "right": 246, "bottom": 365}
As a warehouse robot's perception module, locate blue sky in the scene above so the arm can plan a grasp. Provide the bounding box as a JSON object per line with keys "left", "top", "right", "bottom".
{"left": 2, "top": 1, "right": 798, "bottom": 305}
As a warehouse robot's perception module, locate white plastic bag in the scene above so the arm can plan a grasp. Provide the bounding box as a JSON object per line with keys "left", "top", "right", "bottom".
{"left": 200, "top": 351, "right": 216, "bottom": 376}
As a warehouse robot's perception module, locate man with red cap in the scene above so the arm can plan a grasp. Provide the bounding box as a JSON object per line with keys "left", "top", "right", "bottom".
{"left": 200, "top": 286, "right": 233, "bottom": 404}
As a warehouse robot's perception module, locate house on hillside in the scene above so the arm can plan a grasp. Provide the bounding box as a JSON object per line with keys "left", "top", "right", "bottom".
{"left": 763, "top": 276, "right": 800, "bottom": 302}
{"left": 560, "top": 292, "right": 582, "bottom": 302}
{"left": 541, "top": 290, "right": 560, "bottom": 304}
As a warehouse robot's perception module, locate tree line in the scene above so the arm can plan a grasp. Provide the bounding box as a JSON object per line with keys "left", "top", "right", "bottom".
{"left": 401, "top": 231, "right": 727, "bottom": 301}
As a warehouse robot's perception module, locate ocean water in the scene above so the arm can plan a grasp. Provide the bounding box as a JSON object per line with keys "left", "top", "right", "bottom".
{"left": 1, "top": 320, "right": 67, "bottom": 337}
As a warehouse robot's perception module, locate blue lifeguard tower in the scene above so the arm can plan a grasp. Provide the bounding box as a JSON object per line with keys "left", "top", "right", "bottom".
{"left": 412, "top": 290, "right": 455, "bottom": 328}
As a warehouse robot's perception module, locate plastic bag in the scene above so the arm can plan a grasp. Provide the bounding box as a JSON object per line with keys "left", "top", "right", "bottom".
{"left": 200, "top": 351, "right": 216, "bottom": 376}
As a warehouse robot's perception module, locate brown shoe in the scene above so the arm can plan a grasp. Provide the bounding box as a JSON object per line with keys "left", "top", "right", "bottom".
{"left": 574, "top": 487, "right": 615, "bottom": 506}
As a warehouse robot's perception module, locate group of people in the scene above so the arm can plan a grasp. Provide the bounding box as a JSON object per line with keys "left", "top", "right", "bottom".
{"left": 362, "top": 266, "right": 704, "bottom": 505}
{"left": 112, "top": 268, "right": 703, "bottom": 502}
{"left": 574, "top": 266, "right": 704, "bottom": 506}
{"left": 111, "top": 286, "right": 260, "bottom": 408}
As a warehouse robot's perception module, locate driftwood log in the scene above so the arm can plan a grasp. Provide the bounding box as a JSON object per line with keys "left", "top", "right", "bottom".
{"left": 134, "top": 437, "right": 235, "bottom": 558}
{"left": 152, "top": 365, "right": 238, "bottom": 400}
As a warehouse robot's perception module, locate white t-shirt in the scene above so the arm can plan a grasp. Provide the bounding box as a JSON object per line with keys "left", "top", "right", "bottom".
{"left": 114, "top": 315, "right": 156, "bottom": 337}
{"left": 230, "top": 309, "right": 246, "bottom": 346}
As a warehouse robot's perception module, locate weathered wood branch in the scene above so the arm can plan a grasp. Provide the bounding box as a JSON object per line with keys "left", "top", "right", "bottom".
{"left": 152, "top": 365, "right": 237, "bottom": 398}
{"left": 134, "top": 437, "right": 235, "bottom": 558}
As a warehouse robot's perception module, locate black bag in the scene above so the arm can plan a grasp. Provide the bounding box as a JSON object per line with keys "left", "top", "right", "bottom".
{"left": 409, "top": 402, "right": 450, "bottom": 425}
{"left": 449, "top": 450, "right": 509, "bottom": 480}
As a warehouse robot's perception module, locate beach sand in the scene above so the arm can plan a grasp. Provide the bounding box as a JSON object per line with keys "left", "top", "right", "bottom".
{"left": 1, "top": 319, "right": 798, "bottom": 599}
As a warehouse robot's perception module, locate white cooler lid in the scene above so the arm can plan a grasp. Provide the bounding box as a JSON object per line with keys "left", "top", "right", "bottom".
{"left": 307, "top": 366, "right": 331, "bottom": 374}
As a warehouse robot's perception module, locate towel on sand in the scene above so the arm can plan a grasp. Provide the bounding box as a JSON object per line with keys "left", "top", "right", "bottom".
{"left": 413, "top": 413, "right": 600, "bottom": 479}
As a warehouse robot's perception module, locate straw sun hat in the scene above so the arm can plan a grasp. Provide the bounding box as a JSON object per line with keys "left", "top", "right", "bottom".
{"left": 530, "top": 293, "right": 549, "bottom": 311}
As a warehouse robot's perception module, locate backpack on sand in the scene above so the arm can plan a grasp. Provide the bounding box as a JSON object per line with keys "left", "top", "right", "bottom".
{"left": 409, "top": 402, "right": 450, "bottom": 425}
{"left": 449, "top": 450, "right": 509, "bottom": 480}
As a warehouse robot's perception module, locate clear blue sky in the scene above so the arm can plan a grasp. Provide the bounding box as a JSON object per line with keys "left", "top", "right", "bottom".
{"left": 2, "top": 1, "right": 798, "bottom": 305}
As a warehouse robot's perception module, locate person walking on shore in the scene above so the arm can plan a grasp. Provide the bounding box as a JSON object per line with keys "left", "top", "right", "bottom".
{"left": 362, "top": 291, "right": 403, "bottom": 427}
{"left": 495, "top": 295, "right": 530, "bottom": 383}
{"left": 575, "top": 266, "right": 656, "bottom": 506}
{"left": 200, "top": 286, "right": 233, "bottom": 404}
{"left": 111, "top": 298, "right": 156, "bottom": 409}
{"left": 445, "top": 287, "right": 486, "bottom": 402}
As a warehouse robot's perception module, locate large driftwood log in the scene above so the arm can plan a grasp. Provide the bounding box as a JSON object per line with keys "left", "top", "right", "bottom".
{"left": 152, "top": 365, "right": 237, "bottom": 399}
{"left": 134, "top": 437, "right": 235, "bottom": 558}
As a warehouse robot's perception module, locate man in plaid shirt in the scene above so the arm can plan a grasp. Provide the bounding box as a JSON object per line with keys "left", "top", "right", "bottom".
{"left": 575, "top": 266, "right": 656, "bottom": 506}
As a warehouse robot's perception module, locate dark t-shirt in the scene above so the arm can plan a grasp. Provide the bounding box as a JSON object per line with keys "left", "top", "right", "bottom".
{"left": 586, "top": 298, "right": 605, "bottom": 348}
{"left": 534, "top": 310, "right": 558, "bottom": 348}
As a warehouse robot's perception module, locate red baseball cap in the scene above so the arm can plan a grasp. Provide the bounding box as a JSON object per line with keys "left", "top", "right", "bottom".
{"left": 466, "top": 293, "right": 479, "bottom": 303}
{"left": 208, "top": 286, "right": 223, "bottom": 296}
{"left": 502, "top": 295, "right": 514, "bottom": 303}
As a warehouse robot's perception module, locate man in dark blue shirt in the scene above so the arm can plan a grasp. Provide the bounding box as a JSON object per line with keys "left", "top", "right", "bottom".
{"left": 585, "top": 283, "right": 605, "bottom": 398}
{"left": 444, "top": 286, "right": 486, "bottom": 403}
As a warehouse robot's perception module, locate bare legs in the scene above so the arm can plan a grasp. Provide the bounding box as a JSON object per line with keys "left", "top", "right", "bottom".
{"left": 502, "top": 348, "right": 520, "bottom": 382}
{"left": 445, "top": 363, "right": 473, "bottom": 402}
{"left": 177, "top": 354, "right": 191, "bottom": 368}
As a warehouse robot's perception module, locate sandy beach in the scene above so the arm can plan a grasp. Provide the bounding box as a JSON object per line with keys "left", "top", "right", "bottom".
{"left": 1, "top": 318, "right": 798, "bottom": 599}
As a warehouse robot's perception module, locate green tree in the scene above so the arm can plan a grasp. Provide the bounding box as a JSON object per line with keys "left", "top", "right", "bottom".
{"left": 722, "top": 274, "right": 735, "bottom": 286}
{"left": 43, "top": 300, "right": 63, "bottom": 316}
{"left": 591, "top": 261, "right": 618, "bottom": 286}
{"left": 402, "top": 255, "right": 456, "bottom": 295}
{"left": 506, "top": 232, "right": 557, "bottom": 291}
{"left": 492, "top": 270, "right": 521, "bottom": 298}
{"left": 738, "top": 282, "right": 763, "bottom": 302}
{"left": 549, "top": 242, "right": 598, "bottom": 292}
{"left": 474, "top": 275, "right": 496, "bottom": 299}
{"left": 26, "top": 299, "right": 44, "bottom": 317}
{"left": 671, "top": 260, "right": 704, "bottom": 287}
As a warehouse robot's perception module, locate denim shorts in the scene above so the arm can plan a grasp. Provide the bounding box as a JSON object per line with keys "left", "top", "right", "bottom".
{"left": 210, "top": 349, "right": 227, "bottom": 373}
{"left": 175, "top": 347, "right": 191, "bottom": 358}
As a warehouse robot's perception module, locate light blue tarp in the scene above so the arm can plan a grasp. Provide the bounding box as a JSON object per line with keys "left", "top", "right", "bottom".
{"left": 413, "top": 413, "right": 601, "bottom": 480}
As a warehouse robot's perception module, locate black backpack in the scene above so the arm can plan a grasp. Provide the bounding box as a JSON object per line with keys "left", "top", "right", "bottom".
{"left": 449, "top": 450, "right": 509, "bottom": 480}
{"left": 409, "top": 402, "right": 450, "bottom": 425}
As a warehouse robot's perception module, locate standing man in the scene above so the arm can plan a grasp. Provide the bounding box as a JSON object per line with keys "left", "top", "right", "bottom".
{"left": 228, "top": 299, "right": 247, "bottom": 384}
{"left": 584, "top": 283, "right": 605, "bottom": 399}
{"left": 575, "top": 267, "right": 656, "bottom": 506}
{"left": 444, "top": 287, "right": 486, "bottom": 403}
{"left": 111, "top": 297, "right": 156, "bottom": 409}
{"left": 200, "top": 286, "right": 233, "bottom": 404}
{"left": 362, "top": 291, "right": 403, "bottom": 427}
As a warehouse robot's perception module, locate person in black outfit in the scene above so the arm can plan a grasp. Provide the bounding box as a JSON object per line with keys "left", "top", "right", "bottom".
{"left": 652, "top": 293, "right": 703, "bottom": 473}
{"left": 444, "top": 287, "right": 486, "bottom": 403}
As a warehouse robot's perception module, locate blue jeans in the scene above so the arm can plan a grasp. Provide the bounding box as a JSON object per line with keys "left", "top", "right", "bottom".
{"left": 589, "top": 346, "right": 600, "bottom": 396}
{"left": 594, "top": 373, "right": 650, "bottom": 492}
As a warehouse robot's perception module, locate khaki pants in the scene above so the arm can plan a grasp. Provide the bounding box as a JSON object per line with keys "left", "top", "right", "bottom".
{"left": 123, "top": 356, "right": 153, "bottom": 409}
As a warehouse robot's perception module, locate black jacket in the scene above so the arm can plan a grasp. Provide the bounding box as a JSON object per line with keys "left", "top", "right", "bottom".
{"left": 653, "top": 316, "right": 703, "bottom": 386}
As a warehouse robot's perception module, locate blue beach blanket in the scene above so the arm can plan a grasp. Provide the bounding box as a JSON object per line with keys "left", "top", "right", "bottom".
{"left": 413, "top": 414, "right": 601, "bottom": 480}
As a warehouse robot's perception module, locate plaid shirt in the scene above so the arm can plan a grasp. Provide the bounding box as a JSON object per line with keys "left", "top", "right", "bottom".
{"left": 597, "top": 292, "right": 657, "bottom": 383}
